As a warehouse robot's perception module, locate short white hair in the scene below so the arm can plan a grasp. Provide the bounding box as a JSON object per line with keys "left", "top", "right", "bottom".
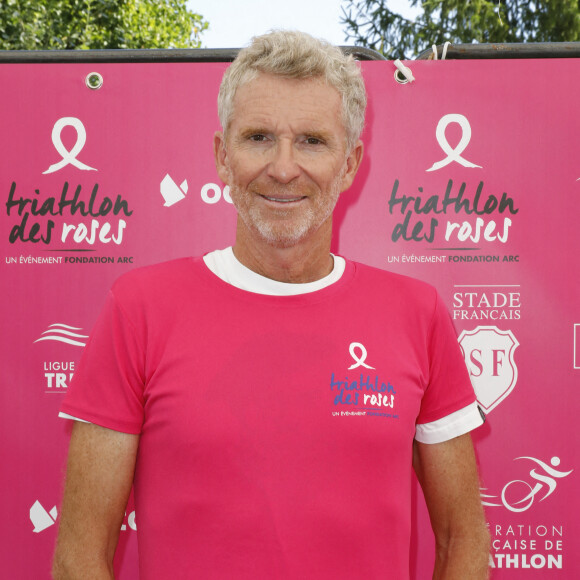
{"left": 218, "top": 30, "right": 367, "bottom": 150}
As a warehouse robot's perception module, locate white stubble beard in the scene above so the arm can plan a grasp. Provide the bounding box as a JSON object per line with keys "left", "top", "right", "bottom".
{"left": 228, "top": 171, "right": 345, "bottom": 249}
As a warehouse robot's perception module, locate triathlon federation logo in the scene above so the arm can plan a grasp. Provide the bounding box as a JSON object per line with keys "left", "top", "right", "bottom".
{"left": 458, "top": 326, "right": 519, "bottom": 413}
{"left": 482, "top": 456, "right": 573, "bottom": 512}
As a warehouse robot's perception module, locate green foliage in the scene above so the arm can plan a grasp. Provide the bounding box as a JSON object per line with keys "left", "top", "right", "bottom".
{"left": 342, "top": 0, "right": 580, "bottom": 59}
{"left": 0, "top": 0, "right": 208, "bottom": 50}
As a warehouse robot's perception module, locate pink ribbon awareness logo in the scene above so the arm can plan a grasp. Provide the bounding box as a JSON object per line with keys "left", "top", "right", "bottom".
{"left": 43, "top": 117, "right": 97, "bottom": 174}
{"left": 348, "top": 342, "right": 375, "bottom": 370}
{"left": 427, "top": 113, "right": 482, "bottom": 172}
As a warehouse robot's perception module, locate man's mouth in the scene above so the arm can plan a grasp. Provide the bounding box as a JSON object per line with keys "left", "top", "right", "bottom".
{"left": 261, "top": 195, "right": 306, "bottom": 203}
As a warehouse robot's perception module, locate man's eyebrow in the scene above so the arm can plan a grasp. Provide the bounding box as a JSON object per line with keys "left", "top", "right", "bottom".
{"left": 237, "top": 127, "right": 270, "bottom": 138}
{"left": 233, "top": 127, "right": 337, "bottom": 143}
{"left": 303, "top": 130, "right": 331, "bottom": 141}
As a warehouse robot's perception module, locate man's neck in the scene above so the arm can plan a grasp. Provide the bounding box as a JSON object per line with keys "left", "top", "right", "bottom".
{"left": 232, "top": 224, "right": 334, "bottom": 284}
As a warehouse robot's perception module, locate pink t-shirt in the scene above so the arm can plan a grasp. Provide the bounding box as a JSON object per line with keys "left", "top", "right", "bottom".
{"left": 61, "top": 257, "right": 479, "bottom": 579}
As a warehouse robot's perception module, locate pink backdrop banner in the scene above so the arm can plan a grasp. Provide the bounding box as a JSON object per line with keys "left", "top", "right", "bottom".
{"left": 1, "top": 59, "right": 578, "bottom": 579}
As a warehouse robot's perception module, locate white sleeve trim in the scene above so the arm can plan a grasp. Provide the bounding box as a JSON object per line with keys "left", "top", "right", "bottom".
{"left": 58, "top": 412, "right": 90, "bottom": 423}
{"left": 415, "top": 401, "right": 484, "bottom": 444}
{"left": 60, "top": 402, "right": 484, "bottom": 440}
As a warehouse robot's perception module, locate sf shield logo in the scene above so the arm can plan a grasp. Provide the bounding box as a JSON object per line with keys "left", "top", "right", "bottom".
{"left": 458, "top": 326, "right": 519, "bottom": 413}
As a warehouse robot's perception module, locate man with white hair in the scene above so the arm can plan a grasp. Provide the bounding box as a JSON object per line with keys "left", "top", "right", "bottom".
{"left": 53, "top": 30, "right": 490, "bottom": 579}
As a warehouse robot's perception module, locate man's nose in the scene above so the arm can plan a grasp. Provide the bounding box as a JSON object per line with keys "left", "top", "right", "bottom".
{"left": 267, "top": 141, "right": 301, "bottom": 183}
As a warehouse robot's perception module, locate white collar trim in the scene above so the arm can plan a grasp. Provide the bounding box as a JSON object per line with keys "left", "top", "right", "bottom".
{"left": 203, "top": 247, "right": 345, "bottom": 296}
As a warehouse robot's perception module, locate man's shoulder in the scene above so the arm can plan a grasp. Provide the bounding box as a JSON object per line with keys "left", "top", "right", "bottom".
{"left": 349, "top": 259, "right": 437, "bottom": 298}
{"left": 110, "top": 256, "right": 203, "bottom": 300}
{"left": 347, "top": 259, "right": 447, "bottom": 328}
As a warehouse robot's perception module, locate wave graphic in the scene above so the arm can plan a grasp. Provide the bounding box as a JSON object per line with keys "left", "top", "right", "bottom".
{"left": 34, "top": 323, "right": 89, "bottom": 347}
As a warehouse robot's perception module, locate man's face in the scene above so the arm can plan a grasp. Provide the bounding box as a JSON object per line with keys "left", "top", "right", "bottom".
{"left": 214, "top": 73, "right": 363, "bottom": 249}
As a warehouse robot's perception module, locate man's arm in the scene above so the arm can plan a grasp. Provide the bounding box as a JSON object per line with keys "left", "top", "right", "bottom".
{"left": 52, "top": 421, "right": 139, "bottom": 579}
{"left": 413, "top": 433, "right": 490, "bottom": 580}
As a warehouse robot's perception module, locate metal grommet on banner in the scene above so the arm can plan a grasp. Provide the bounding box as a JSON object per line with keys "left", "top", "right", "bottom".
{"left": 393, "top": 59, "right": 415, "bottom": 84}
{"left": 85, "top": 72, "right": 103, "bottom": 90}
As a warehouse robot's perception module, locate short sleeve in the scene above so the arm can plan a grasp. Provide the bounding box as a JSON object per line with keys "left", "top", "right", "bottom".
{"left": 416, "top": 291, "right": 478, "bottom": 426}
{"left": 60, "top": 289, "right": 145, "bottom": 434}
{"left": 415, "top": 401, "right": 485, "bottom": 444}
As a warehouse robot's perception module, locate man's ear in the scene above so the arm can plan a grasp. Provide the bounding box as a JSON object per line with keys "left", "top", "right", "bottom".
{"left": 340, "top": 139, "right": 364, "bottom": 193}
{"left": 214, "top": 131, "right": 229, "bottom": 184}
